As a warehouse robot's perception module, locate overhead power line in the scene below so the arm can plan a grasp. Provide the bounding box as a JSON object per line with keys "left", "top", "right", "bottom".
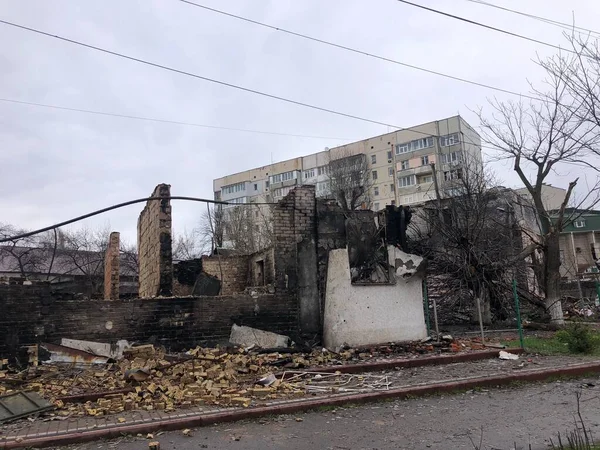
{"left": 395, "top": 0, "right": 577, "bottom": 55}
{"left": 463, "top": 0, "right": 600, "bottom": 37}
{"left": 0, "top": 196, "right": 277, "bottom": 243}
{"left": 177, "top": 0, "right": 535, "bottom": 101}
{"left": 0, "top": 98, "right": 349, "bottom": 140}
{"left": 0, "top": 17, "right": 496, "bottom": 151}
{"left": 0, "top": 18, "right": 401, "bottom": 130}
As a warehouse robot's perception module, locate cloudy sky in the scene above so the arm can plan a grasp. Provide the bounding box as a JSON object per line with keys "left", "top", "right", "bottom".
{"left": 1, "top": 0, "right": 600, "bottom": 244}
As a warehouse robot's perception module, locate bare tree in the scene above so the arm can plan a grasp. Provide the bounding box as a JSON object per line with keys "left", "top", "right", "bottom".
{"left": 220, "top": 203, "right": 273, "bottom": 254}
{"left": 172, "top": 228, "right": 204, "bottom": 260}
{"left": 410, "top": 162, "right": 538, "bottom": 324}
{"left": 476, "top": 60, "right": 600, "bottom": 324}
{"left": 328, "top": 150, "right": 374, "bottom": 211}
{"left": 198, "top": 205, "right": 224, "bottom": 254}
{"left": 0, "top": 224, "right": 57, "bottom": 278}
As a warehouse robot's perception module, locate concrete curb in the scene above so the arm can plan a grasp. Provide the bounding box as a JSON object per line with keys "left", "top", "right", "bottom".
{"left": 298, "top": 348, "right": 525, "bottom": 374}
{"left": 3, "top": 359, "right": 599, "bottom": 449}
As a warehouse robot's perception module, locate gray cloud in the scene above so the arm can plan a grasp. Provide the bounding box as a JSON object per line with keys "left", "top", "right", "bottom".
{"left": 1, "top": 0, "right": 599, "bottom": 243}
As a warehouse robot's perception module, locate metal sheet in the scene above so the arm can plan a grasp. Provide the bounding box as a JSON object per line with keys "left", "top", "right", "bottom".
{"left": 0, "top": 391, "right": 54, "bottom": 423}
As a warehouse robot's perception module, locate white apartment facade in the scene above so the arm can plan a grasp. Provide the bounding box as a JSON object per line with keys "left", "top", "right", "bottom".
{"left": 213, "top": 115, "right": 483, "bottom": 211}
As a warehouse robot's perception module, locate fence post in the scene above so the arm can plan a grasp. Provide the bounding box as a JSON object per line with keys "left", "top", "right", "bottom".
{"left": 512, "top": 279, "right": 525, "bottom": 349}
{"left": 422, "top": 279, "right": 431, "bottom": 336}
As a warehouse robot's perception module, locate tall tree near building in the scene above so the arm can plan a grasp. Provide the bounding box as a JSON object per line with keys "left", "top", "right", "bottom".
{"left": 328, "top": 151, "right": 374, "bottom": 211}
{"left": 411, "top": 162, "right": 539, "bottom": 324}
{"left": 476, "top": 50, "right": 600, "bottom": 324}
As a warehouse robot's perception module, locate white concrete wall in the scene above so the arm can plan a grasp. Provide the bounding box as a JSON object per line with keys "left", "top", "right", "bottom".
{"left": 323, "top": 248, "right": 427, "bottom": 348}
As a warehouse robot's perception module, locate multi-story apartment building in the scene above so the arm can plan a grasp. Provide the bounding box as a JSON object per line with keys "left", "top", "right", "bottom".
{"left": 213, "top": 115, "right": 483, "bottom": 212}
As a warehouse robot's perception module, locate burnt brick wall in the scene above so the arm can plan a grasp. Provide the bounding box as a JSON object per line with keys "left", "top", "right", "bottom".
{"left": 138, "top": 184, "right": 173, "bottom": 298}
{"left": 0, "top": 284, "right": 298, "bottom": 360}
{"left": 273, "top": 186, "right": 319, "bottom": 337}
{"left": 202, "top": 255, "right": 250, "bottom": 294}
{"left": 249, "top": 248, "right": 275, "bottom": 286}
{"left": 0, "top": 283, "right": 50, "bottom": 360}
{"left": 103, "top": 232, "right": 120, "bottom": 300}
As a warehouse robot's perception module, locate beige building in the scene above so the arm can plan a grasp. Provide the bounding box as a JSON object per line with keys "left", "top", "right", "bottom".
{"left": 515, "top": 184, "right": 566, "bottom": 212}
{"left": 213, "top": 115, "right": 483, "bottom": 211}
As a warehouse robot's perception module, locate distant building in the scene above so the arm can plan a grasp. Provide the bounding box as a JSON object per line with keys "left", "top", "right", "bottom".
{"left": 0, "top": 246, "right": 138, "bottom": 298}
{"left": 213, "top": 115, "right": 483, "bottom": 210}
{"left": 515, "top": 183, "right": 567, "bottom": 211}
{"left": 555, "top": 209, "right": 600, "bottom": 280}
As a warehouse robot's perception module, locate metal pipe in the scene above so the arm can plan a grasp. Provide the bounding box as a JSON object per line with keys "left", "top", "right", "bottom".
{"left": 512, "top": 279, "right": 525, "bottom": 349}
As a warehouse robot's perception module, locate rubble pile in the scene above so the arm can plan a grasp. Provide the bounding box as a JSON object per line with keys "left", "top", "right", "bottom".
{"left": 0, "top": 337, "right": 485, "bottom": 419}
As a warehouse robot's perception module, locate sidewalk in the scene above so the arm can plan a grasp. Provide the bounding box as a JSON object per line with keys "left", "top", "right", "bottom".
{"left": 2, "top": 353, "right": 600, "bottom": 449}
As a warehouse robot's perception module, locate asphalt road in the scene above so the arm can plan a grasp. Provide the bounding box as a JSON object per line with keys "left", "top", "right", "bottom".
{"left": 66, "top": 377, "right": 600, "bottom": 450}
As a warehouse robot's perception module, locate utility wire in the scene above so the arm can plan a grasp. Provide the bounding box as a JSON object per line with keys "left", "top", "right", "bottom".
{"left": 0, "top": 18, "right": 401, "bottom": 130}
{"left": 0, "top": 97, "right": 349, "bottom": 141}
{"left": 463, "top": 0, "right": 600, "bottom": 37}
{"left": 396, "top": 0, "right": 577, "bottom": 55}
{"left": 0, "top": 196, "right": 278, "bottom": 243}
{"left": 177, "top": 0, "right": 535, "bottom": 101}
{"left": 0, "top": 17, "right": 498, "bottom": 150}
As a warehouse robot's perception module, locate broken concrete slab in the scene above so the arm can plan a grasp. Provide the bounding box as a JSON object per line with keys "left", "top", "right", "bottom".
{"left": 229, "top": 325, "right": 290, "bottom": 349}
{"left": 40, "top": 343, "right": 111, "bottom": 366}
{"left": 61, "top": 338, "right": 131, "bottom": 359}
{"left": 388, "top": 246, "right": 426, "bottom": 280}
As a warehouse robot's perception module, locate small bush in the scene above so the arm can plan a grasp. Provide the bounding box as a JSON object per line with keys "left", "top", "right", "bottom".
{"left": 556, "top": 322, "right": 599, "bottom": 354}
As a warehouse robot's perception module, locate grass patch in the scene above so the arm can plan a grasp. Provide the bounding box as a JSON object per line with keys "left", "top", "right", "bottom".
{"left": 504, "top": 323, "right": 600, "bottom": 356}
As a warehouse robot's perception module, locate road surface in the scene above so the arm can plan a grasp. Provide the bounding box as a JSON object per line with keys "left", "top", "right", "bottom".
{"left": 65, "top": 377, "right": 600, "bottom": 450}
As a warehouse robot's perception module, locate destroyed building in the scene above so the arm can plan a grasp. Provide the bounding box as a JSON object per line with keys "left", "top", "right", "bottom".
{"left": 0, "top": 184, "right": 428, "bottom": 363}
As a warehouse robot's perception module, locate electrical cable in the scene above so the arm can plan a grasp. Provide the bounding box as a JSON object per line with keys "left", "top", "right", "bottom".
{"left": 463, "top": 0, "right": 600, "bottom": 37}
{"left": 395, "top": 0, "right": 578, "bottom": 55}
{"left": 0, "top": 18, "right": 401, "bottom": 130}
{"left": 0, "top": 17, "right": 500, "bottom": 151}
{"left": 0, "top": 196, "right": 278, "bottom": 243}
{"left": 0, "top": 97, "right": 349, "bottom": 141}
{"left": 177, "top": 0, "right": 536, "bottom": 100}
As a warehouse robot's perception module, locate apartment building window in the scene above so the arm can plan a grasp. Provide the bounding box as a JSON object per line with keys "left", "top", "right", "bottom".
{"left": 253, "top": 183, "right": 258, "bottom": 191}
{"left": 273, "top": 186, "right": 293, "bottom": 198}
{"left": 441, "top": 151, "right": 463, "bottom": 164}
{"left": 317, "top": 165, "right": 328, "bottom": 176}
{"left": 390, "top": 184, "right": 395, "bottom": 192}
{"left": 388, "top": 167, "right": 394, "bottom": 177}
{"left": 418, "top": 175, "right": 433, "bottom": 184}
{"left": 269, "top": 171, "right": 297, "bottom": 184}
{"left": 374, "top": 186, "right": 379, "bottom": 196}
{"left": 444, "top": 169, "right": 463, "bottom": 181}
{"left": 372, "top": 170, "right": 378, "bottom": 180}
{"left": 398, "top": 174, "right": 416, "bottom": 187}
{"left": 574, "top": 219, "right": 586, "bottom": 228}
{"left": 421, "top": 155, "right": 429, "bottom": 166}
{"left": 316, "top": 181, "right": 330, "bottom": 194}
{"left": 371, "top": 154, "right": 377, "bottom": 164}
{"left": 303, "top": 168, "right": 315, "bottom": 180}
{"left": 265, "top": 180, "right": 270, "bottom": 189}
{"left": 440, "top": 133, "right": 459, "bottom": 147}
{"left": 222, "top": 182, "right": 246, "bottom": 195}
{"left": 387, "top": 150, "right": 393, "bottom": 161}
{"left": 374, "top": 202, "right": 380, "bottom": 211}
{"left": 226, "top": 196, "right": 248, "bottom": 206}
{"left": 396, "top": 136, "right": 434, "bottom": 155}
{"left": 401, "top": 160, "right": 410, "bottom": 170}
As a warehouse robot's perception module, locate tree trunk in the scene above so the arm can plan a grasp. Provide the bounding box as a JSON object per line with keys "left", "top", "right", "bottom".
{"left": 545, "top": 232, "right": 564, "bottom": 325}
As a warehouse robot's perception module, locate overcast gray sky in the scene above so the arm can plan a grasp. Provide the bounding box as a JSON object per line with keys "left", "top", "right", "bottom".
{"left": 1, "top": 0, "right": 600, "bottom": 244}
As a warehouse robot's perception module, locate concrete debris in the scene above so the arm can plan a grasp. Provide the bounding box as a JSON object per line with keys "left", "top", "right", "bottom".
{"left": 229, "top": 324, "right": 290, "bottom": 349}
{"left": 40, "top": 343, "right": 111, "bottom": 367}
{"left": 257, "top": 373, "right": 277, "bottom": 387}
{"left": 499, "top": 351, "right": 519, "bottom": 360}
{"left": 124, "top": 368, "right": 151, "bottom": 382}
{"left": 60, "top": 339, "right": 131, "bottom": 360}
{"left": 148, "top": 441, "right": 160, "bottom": 450}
